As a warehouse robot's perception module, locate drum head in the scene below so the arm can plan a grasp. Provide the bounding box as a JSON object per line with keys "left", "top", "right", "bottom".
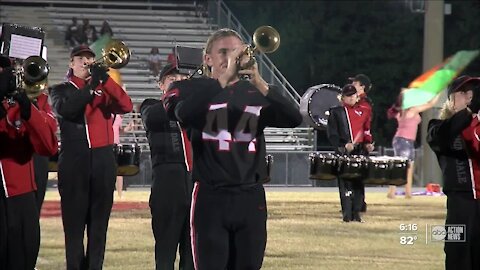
{"left": 300, "top": 84, "right": 341, "bottom": 130}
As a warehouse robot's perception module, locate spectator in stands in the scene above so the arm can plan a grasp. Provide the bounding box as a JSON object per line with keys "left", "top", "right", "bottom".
{"left": 99, "top": 20, "right": 114, "bottom": 37}
{"left": 65, "top": 17, "right": 83, "bottom": 47}
{"left": 194, "top": 0, "right": 207, "bottom": 17}
{"left": 82, "top": 18, "right": 98, "bottom": 45}
{"left": 147, "top": 47, "right": 162, "bottom": 77}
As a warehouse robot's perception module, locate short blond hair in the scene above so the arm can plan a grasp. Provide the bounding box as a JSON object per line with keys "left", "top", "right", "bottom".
{"left": 204, "top": 28, "right": 243, "bottom": 55}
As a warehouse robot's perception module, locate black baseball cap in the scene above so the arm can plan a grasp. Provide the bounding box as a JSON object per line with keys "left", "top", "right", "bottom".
{"left": 70, "top": 45, "right": 95, "bottom": 58}
{"left": 341, "top": 84, "right": 357, "bottom": 96}
{"left": 349, "top": 74, "right": 371, "bottom": 90}
{"left": 447, "top": 75, "right": 480, "bottom": 96}
{"left": 158, "top": 63, "right": 179, "bottom": 81}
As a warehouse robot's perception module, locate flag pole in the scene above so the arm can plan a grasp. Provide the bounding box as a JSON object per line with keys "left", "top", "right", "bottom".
{"left": 420, "top": 0, "right": 444, "bottom": 187}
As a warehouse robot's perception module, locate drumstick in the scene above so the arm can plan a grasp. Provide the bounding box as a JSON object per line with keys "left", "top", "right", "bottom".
{"left": 352, "top": 131, "right": 362, "bottom": 145}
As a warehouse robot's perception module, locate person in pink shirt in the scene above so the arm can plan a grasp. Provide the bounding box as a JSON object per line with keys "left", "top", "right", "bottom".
{"left": 112, "top": 114, "right": 124, "bottom": 198}
{"left": 387, "top": 88, "right": 439, "bottom": 199}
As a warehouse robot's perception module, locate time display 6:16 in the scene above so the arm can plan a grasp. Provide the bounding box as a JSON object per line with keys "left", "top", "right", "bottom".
{"left": 399, "top": 224, "right": 418, "bottom": 231}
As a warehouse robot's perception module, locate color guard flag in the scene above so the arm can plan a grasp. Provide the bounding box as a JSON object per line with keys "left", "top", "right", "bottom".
{"left": 402, "top": 49, "right": 479, "bottom": 109}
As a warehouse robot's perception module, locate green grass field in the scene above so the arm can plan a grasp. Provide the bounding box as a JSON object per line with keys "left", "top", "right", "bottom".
{"left": 37, "top": 189, "right": 446, "bottom": 270}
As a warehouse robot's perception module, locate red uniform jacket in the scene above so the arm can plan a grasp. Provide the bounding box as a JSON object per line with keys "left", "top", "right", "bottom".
{"left": 0, "top": 93, "right": 58, "bottom": 198}
{"left": 460, "top": 115, "right": 480, "bottom": 198}
{"left": 49, "top": 75, "right": 133, "bottom": 148}
{"left": 344, "top": 102, "right": 373, "bottom": 144}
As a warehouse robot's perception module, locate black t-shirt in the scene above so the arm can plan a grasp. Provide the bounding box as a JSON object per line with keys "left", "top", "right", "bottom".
{"left": 164, "top": 77, "right": 302, "bottom": 188}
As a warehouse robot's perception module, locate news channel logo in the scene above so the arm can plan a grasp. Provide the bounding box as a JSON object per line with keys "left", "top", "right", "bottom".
{"left": 429, "top": 224, "right": 466, "bottom": 243}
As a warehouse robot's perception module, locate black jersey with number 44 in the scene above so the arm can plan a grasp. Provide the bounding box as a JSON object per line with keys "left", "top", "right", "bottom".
{"left": 164, "top": 78, "right": 302, "bottom": 188}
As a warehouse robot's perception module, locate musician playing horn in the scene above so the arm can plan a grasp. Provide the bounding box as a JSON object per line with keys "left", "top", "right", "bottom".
{"left": 49, "top": 45, "right": 133, "bottom": 269}
{"left": 0, "top": 54, "right": 58, "bottom": 269}
{"left": 327, "top": 84, "right": 374, "bottom": 222}
{"left": 427, "top": 75, "right": 480, "bottom": 270}
{"left": 163, "top": 28, "right": 302, "bottom": 269}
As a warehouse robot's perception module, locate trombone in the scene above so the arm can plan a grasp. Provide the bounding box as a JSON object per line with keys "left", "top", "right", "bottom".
{"left": 13, "top": 56, "right": 49, "bottom": 100}
{"left": 87, "top": 39, "right": 131, "bottom": 70}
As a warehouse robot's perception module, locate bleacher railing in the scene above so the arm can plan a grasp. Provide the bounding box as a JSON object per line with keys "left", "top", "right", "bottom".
{"left": 207, "top": 0, "right": 302, "bottom": 106}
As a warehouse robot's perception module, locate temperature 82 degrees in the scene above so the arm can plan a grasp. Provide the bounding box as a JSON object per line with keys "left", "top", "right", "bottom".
{"left": 399, "top": 235, "right": 418, "bottom": 245}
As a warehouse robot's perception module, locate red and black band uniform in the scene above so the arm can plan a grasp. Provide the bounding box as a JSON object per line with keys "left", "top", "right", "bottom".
{"left": 32, "top": 93, "right": 53, "bottom": 212}
{"left": 140, "top": 98, "right": 194, "bottom": 270}
{"left": 0, "top": 92, "right": 58, "bottom": 270}
{"left": 428, "top": 108, "right": 480, "bottom": 270}
{"left": 357, "top": 93, "right": 373, "bottom": 212}
{"left": 327, "top": 101, "right": 372, "bottom": 222}
{"left": 49, "top": 74, "right": 133, "bottom": 270}
{"left": 164, "top": 78, "right": 302, "bottom": 270}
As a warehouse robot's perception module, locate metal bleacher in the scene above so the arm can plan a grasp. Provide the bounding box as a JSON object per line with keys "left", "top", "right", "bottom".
{"left": 0, "top": 0, "right": 315, "bottom": 158}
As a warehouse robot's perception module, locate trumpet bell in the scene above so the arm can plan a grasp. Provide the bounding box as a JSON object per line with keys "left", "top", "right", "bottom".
{"left": 237, "top": 25, "right": 280, "bottom": 70}
{"left": 102, "top": 39, "right": 131, "bottom": 69}
{"left": 253, "top": 26, "right": 280, "bottom": 54}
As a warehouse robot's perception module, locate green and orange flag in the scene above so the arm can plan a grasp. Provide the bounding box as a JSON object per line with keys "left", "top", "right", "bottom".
{"left": 402, "top": 49, "right": 479, "bottom": 109}
{"left": 89, "top": 34, "right": 123, "bottom": 86}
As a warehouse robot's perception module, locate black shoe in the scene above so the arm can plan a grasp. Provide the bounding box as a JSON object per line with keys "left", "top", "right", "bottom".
{"left": 353, "top": 213, "right": 364, "bottom": 223}
{"left": 342, "top": 214, "right": 352, "bottom": 222}
{"left": 360, "top": 203, "right": 367, "bottom": 213}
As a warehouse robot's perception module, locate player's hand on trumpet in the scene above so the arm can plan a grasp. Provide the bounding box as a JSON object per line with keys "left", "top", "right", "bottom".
{"left": 89, "top": 64, "right": 109, "bottom": 88}
{"left": 238, "top": 62, "right": 269, "bottom": 96}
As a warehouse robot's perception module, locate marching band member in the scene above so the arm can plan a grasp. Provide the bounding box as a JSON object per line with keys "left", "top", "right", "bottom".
{"left": 49, "top": 45, "right": 133, "bottom": 270}
{"left": 349, "top": 74, "right": 372, "bottom": 212}
{"left": 33, "top": 89, "right": 54, "bottom": 212}
{"left": 0, "top": 55, "right": 58, "bottom": 269}
{"left": 427, "top": 75, "right": 480, "bottom": 270}
{"left": 140, "top": 62, "right": 194, "bottom": 270}
{"left": 164, "top": 28, "right": 302, "bottom": 269}
{"left": 327, "top": 84, "right": 374, "bottom": 222}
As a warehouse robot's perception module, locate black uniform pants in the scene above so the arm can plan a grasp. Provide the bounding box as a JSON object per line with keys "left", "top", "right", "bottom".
{"left": 58, "top": 145, "right": 116, "bottom": 270}
{"left": 33, "top": 154, "right": 49, "bottom": 213}
{"left": 444, "top": 194, "right": 480, "bottom": 270}
{"left": 338, "top": 177, "right": 364, "bottom": 221}
{"left": 0, "top": 190, "right": 40, "bottom": 270}
{"left": 191, "top": 182, "right": 267, "bottom": 270}
{"left": 149, "top": 163, "right": 194, "bottom": 270}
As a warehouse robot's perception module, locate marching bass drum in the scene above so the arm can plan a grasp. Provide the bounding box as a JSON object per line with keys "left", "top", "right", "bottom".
{"left": 300, "top": 84, "right": 342, "bottom": 130}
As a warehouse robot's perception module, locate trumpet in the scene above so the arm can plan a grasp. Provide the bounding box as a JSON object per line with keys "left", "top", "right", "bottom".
{"left": 87, "top": 39, "right": 131, "bottom": 70}
{"left": 237, "top": 25, "right": 280, "bottom": 70}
